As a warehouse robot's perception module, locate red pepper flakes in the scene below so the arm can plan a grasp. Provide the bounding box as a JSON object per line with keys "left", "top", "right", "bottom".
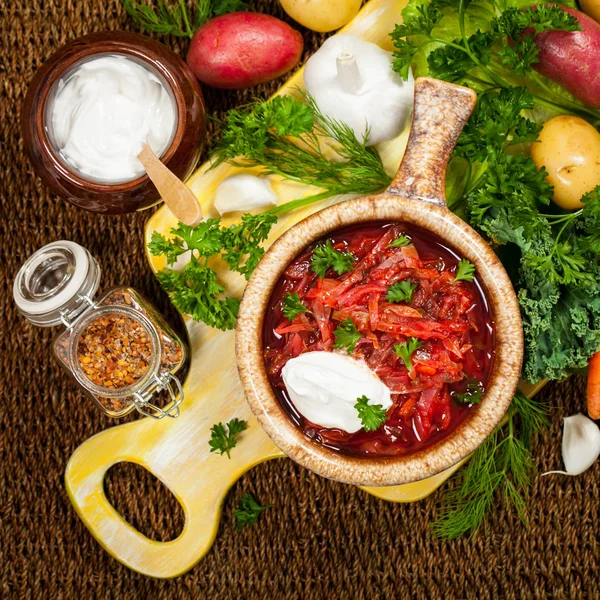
{"left": 77, "top": 313, "right": 152, "bottom": 389}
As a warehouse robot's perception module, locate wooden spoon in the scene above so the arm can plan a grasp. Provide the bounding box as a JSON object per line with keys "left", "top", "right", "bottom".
{"left": 137, "top": 144, "right": 202, "bottom": 226}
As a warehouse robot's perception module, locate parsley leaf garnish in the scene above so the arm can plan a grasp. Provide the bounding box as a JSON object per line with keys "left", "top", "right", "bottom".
{"left": 209, "top": 418, "right": 248, "bottom": 458}
{"left": 311, "top": 239, "right": 355, "bottom": 279}
{"left": 454, "top": 259, "right": 476, "bottom": 283}
{"left": 388, "top": 234, "right": 412, "bottom": 248}
{"left": 333, "top": 318, "right": 361, "bottom": 354}
{"left": 281, "top": 292, "right": 311, "bottom": 320}
{"left": 394, "top": 338, "right": 422, "bottom": 371}
{"left": 234, "top": 493, "right": 272, "bottom": 531}
{"left": 454, "top": 381, "right": 483, "bottom": 405}
{"left": 387, "top": 280, "right": 417, "bottom": 303}
{"left": 354, "top": 395, "right": 389, "bottom": 432}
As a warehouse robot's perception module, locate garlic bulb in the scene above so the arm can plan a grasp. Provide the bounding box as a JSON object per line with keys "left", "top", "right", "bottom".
{"left": 214, "top": 174, "right": 277, "bottom": 215}
{"left": 303, "top": 34, "right": 414, "bottom": 146}
{"left": 544, "top": 413, "right": 600, "bottom": 476}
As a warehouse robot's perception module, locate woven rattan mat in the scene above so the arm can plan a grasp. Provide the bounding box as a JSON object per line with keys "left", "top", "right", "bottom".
{"left": 1, "top": 1, "right": 599, "bottom": 598}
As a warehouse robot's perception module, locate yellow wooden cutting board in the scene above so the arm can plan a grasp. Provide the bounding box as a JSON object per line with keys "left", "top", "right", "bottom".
{"left": 64, "top": 0, "right": 545, "bottom": 579}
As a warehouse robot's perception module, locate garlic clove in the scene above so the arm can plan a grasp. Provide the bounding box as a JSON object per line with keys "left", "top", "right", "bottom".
{"left": 544, "top": 413, "right": 600, "bottom": 476}
{"left": 214, "top": 174, "right": 278, "bottom": 215}
{"left": 172, "top": 249, "right": 192, "bottom": 272}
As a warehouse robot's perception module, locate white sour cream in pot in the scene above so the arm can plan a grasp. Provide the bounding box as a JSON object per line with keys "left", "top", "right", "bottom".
{"left": 50, "top": 55, "right": 176, "bottom": 182}
{"left": 281, "top": 351, "right": 393, "bottom": 434}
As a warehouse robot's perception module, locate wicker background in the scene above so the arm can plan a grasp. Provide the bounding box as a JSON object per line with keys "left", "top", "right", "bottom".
{"left": 1, "top": 1, "right": 599, "bottom": 598}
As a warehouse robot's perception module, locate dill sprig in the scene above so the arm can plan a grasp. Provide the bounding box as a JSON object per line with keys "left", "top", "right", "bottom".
{"left": 212, "top": 92, "right": 392, "bottom": 213}
{"left": 432, "top": 391, "right": 549, "bottom": 539}
{"left": 121, "top": 0, "right": 247, "bottom": 38}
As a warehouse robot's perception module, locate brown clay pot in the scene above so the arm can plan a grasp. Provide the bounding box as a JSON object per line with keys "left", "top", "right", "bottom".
{"left": 235, "top": 77, "right": 524, "bottom": 487}
{"left": 22, "top": 31, "right": 206, "bottom": 214}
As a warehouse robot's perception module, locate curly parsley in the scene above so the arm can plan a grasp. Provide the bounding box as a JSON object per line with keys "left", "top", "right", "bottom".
{"left": 387, "top": 279, "right": 417, "bottom": 303}
{"left": 394, "top": 338, "right": 422, "bottom": 371}
{"left": 208, "top": 418, "right": 248, "bottom": 458}
{"left": 234, "top": 493, "right": 272, "bottom": 531}
{"left": 355, "top": 395, "right": 389, "bottom": 432}
{"left": 454, "top": 259, "right": 475, "bottom": 283}
{"left": 311, "top": 240, "right": 355, "bottom": 279}
{"left": 281, "top": 292, "right": 311, "bottom": 320}
{"left": 333, "top": 318, "right": 361, "bottom": 354}
{"left": 390, "top": 0, "right": 596, "bottom": 121}
{"left": 148, "top": 213, "right": 277, "bottom": 331}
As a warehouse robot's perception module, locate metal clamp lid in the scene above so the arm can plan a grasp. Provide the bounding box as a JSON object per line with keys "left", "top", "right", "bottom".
{"left": 134, "top": 372, "right": 183, "bottom": 419}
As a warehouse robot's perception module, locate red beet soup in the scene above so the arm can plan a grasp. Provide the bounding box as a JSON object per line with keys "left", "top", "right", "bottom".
{"left": 262, "top": 221, "right": 495, "bottom": 458}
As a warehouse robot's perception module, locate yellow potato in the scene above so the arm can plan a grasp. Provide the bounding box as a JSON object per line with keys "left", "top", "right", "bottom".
{"left": 279, "top": 0, "right": 362, "bottom": 33}
{"left": 531, "top": 115, "right": 600, "bottom": 209}
{"left": 580, "top": 0, "right": 600, "bottom": 26}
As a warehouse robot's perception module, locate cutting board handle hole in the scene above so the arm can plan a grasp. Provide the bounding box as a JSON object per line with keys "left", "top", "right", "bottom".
{"left": 104, "top": 461, "right": 185, "bottom": 542}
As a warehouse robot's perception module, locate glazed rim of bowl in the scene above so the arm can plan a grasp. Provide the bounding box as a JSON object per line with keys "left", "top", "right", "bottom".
{"left": 236, "top": 194, "right": 524, "bottom": 487}
{"left": 36, "top": 38, "right": 186, "bottom": 190}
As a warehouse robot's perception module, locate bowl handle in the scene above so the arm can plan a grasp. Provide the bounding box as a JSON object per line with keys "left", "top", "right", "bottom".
{"left": 386, "top": 77, "right": 477, "bottom": 207}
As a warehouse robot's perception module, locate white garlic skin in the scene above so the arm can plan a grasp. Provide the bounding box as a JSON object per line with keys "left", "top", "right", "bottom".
{"left": 214, "top": 174, "right": 278, "bottom": 215}
{"left": 304, "top": 34, "right": 414, "bottom": 146}
{"left": 561, "top": 413, "right": 600, "bottom": 475}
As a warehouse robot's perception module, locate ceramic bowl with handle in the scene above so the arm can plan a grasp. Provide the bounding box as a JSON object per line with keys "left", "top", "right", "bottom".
{"left": 236, "top": 77, "right": 523, "bottom": 487}
{"left": 22, "top": 31, "right": 206, "bottom": 214}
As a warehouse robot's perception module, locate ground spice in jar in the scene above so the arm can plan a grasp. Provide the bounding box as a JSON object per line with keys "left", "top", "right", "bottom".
{"left": 100, "top": 290, "right": 184, "bottom": 374}
{"left": 77, "top": 313, "right": 153, "bottom": 389}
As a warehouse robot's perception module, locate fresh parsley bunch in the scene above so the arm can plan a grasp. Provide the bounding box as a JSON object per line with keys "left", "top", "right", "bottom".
{"left": 428, "top": 84, "right": 600, "bottom": 537}
{"left": 234, "top": 493, "right": 272, "bottom": 530}
{"left": 446, "top": 87, "right": 600, "bottom": 382}
{"left": 391, "top": 0, "right": 600, "bottom": 122}
{"left": 148, "top": 214, "right": 276, "bottom": 331}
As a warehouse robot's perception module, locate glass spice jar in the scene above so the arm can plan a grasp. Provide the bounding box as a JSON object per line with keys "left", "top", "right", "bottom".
{"left": 13, "top": 240, "right": 187, "bottom": 419}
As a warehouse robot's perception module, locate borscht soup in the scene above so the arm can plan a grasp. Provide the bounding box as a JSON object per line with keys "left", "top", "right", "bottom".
{"left": 262, "top": 221, "right": 495, "bottom": 458}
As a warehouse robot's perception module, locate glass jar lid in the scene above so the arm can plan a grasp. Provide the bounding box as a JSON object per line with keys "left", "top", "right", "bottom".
{"left": 13, "top": 240, "right": 101, "bottom": 327}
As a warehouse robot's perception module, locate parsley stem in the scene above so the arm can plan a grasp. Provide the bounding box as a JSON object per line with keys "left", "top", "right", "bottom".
{"left": 463, "top": 74, "right": 496, "bottom": 91}
{"left": 430, "top": 37, "right": 470, "bottom": 53}
{"left": 458, "top": 0, "right": 506, "bottom": 88}
{"left": 538, "top": 210, "right": 582, "bottom": 222}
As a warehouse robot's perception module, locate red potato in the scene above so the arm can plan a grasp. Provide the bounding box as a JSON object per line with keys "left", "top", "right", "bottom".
{"left": 186, "top": 12, "right": 304, "bottom": 89}
{"left": 533, "top": 6, "right": 600, "bottom": 108}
